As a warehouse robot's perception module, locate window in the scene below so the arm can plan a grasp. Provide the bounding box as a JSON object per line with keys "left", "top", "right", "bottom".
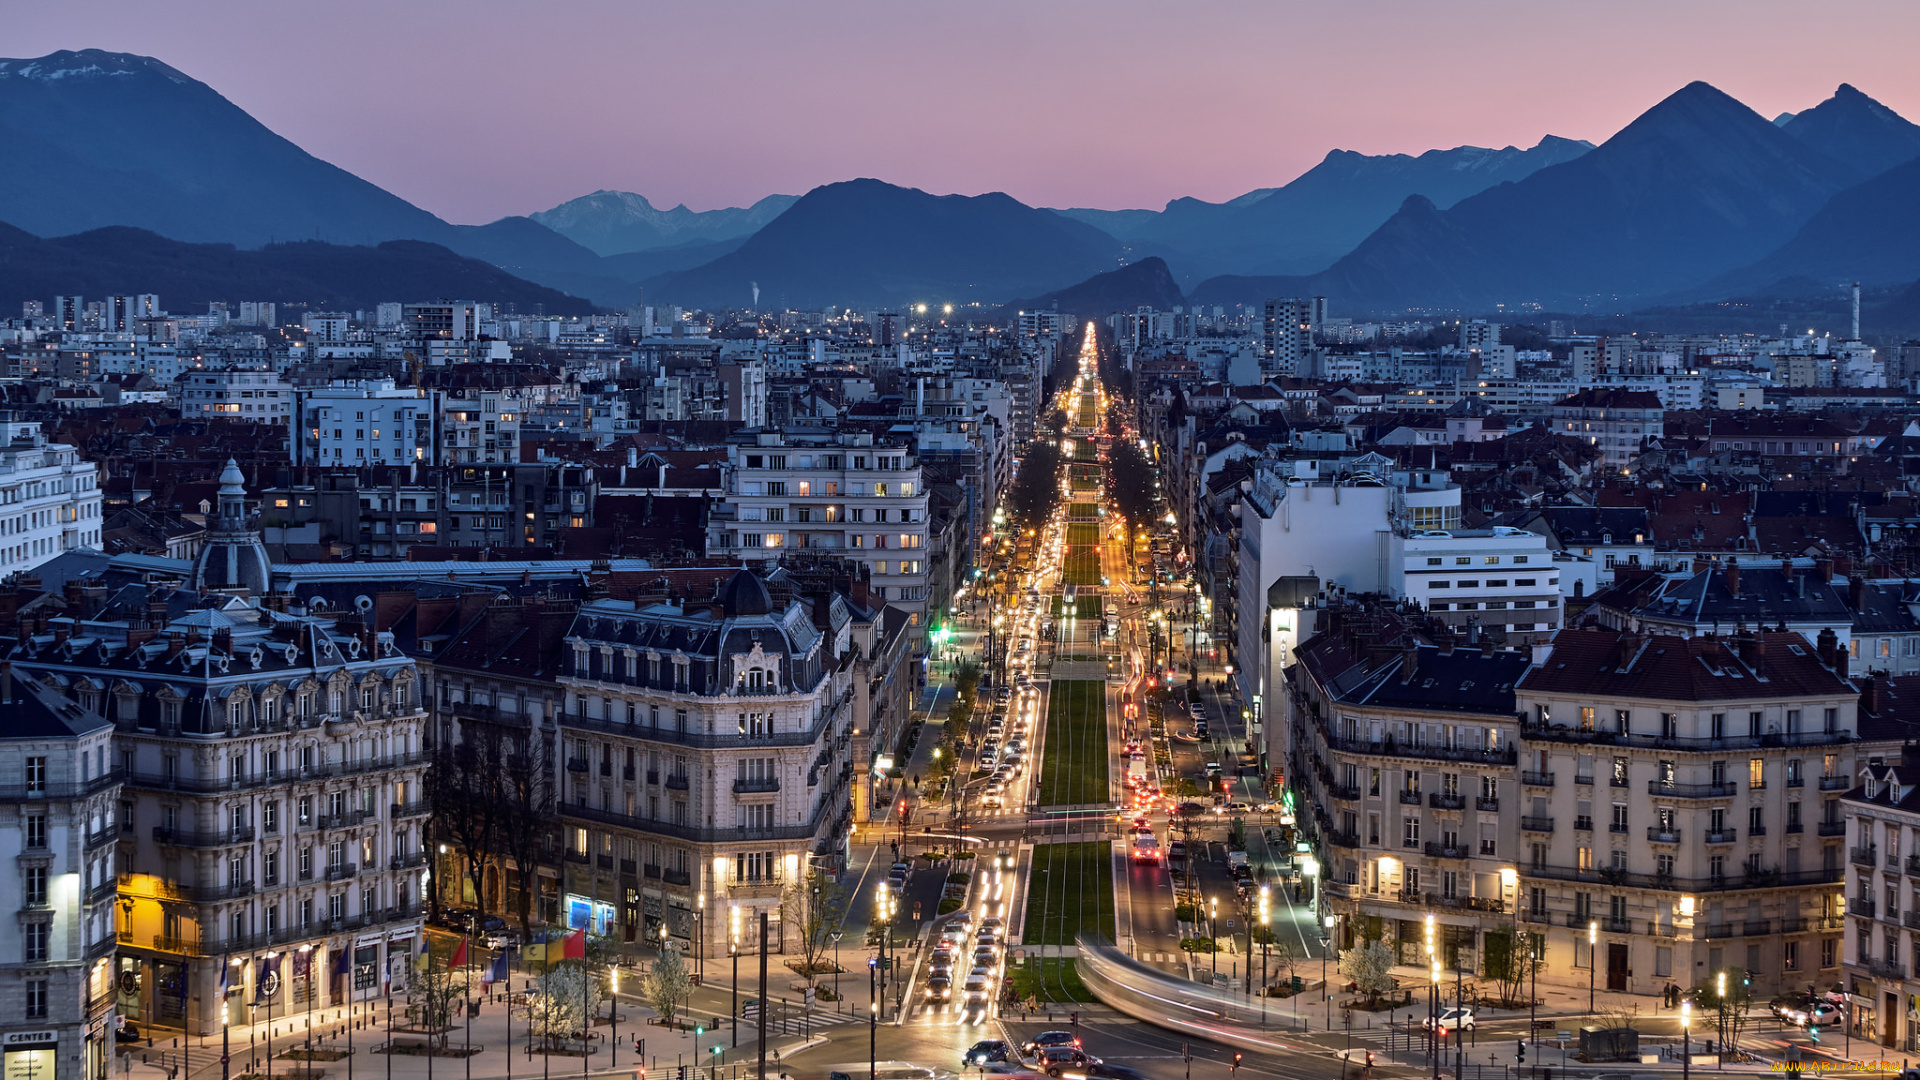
{"left": 24, "top": 979, "right": 45, "bottom": 1019}
{"left": 24, "top": 755, "right": 44, "bottom": 793}
{"left": 23, "top": 922, "right": 47, "bottom": 961}
{"left": 25, "top": 814, "right": 45, "bottom": 849}
{"left": 24, "top": 865, "right": 46, "bottom": 906}
{"left": 1403, "top": 817, "right": 1421, "bottom": 847}
{"left": 1749, "top": 759, "right": 1765, "bottom": 789}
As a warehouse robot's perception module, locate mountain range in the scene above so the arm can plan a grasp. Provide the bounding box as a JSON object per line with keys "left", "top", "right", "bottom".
{"left": 2, "top": 49, "right": 1918, "bottom": 322}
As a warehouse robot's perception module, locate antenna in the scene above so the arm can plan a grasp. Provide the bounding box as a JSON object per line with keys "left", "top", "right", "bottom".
{"left": 1852, "top": 281, "right": 1861, "bottom": 342}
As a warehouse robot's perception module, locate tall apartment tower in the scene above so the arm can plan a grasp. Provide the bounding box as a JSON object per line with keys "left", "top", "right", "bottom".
{"left": 55, "top": 296, "right": 82, "bottom": 332}
{"left": 1263, "top": 297, "right": 1323, "bottom": 374}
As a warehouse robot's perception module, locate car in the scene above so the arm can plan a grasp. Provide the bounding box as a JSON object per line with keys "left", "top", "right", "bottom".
{"left": 115, "top": 1020, "right": 140, "bottom": 1044}
{"left": 1023, "top": 1031, "right": 1081, "bottom": 1055}
{"left": 1189, "top": 703, "right": 1206, "bottom": 720}
{"left": 980, "top": 916, "right": 1004, "bottom": 932}
{"left": 486, "top": 930, "right": 520, "bottom": 950}
{"left": 1217, "top": 801, "right": 1251, "bottom": 814}
{"left": 929, "top": 957, "right": 954, "bottom": 977}
{"left": 1038, "top": 1047, "right": 1100, "bottom": 1076}
{"left": 924, "top": 975, "right": 952, "bottom": 1002}
{"left": 1771, "top": 996, "right": 1842, "bottom": 1026}
{"left": 973, "top": 945, "right": 999, "bottom": 965}
{"left": 1423, "top": 1007, "right": 1476, "bottom": 1033}
{"left": 963, "top": 972, "right": 991, "bottom": 997}
{"left": 948, "top": 910, "right": 975, "bottom": 930}
{"left": 966, "top": 1040, "right": 1015, "bottom": 1066}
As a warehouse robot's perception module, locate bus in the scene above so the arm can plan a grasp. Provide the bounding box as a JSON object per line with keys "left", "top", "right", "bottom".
{"left": 1063, "top": 583, "right": 1078, "bottom": 607}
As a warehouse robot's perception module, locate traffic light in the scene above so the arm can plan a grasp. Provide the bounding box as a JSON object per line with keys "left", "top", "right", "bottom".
{"left": 1808, "top": 1025, "right": 1820, "bottom": 1043}
{"left": 1231, "top": 1053, "right": 1242, "bottom": 1075}
{"left": 1517, "top": 1040, "right": 1526, "bottom": 1062}
{"left": 711, "top": 1046, "right": 722, "bottom": 1059}
{"left": 694, "top": 1025, "right": 704, "bottom": 1038}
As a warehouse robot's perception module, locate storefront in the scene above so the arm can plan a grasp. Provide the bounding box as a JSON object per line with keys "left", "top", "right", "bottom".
{"left": 563, "top": 894, "right": 616, "bottom": 935}
{"left": 3, "top": 1030, "right": 57, "bottom": 1080}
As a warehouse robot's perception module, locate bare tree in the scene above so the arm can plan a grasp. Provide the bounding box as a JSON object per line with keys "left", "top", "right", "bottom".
{"left": 1339, "top": 940, "right": 1396, "bottom": 1003}
{"left": 530, "top": 964, "right": 605, "bottom": 1050}
{"left": 781, "top": 869, "right": 849, "bottom": 985}
{"left": 498, "top": 726, "right": 558, "bottom": 938}
{"left": 431, "top": 727, "right": 505, "bottom": 918}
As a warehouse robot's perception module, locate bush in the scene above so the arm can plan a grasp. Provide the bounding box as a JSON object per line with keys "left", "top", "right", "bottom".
{"left": 948, "top": 871, "right": 972, "bottom": 884}
{"left": 937, "top": 897, "right": 964, "bottom": 915}
{"left": 1180, "top": 937, "right": 1218, "bottom": 953}
{"left": 1175, "top": 903, "right": 1197, "bottom": 923}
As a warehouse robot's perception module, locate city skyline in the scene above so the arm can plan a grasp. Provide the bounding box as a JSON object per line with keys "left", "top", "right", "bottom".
{"left": 8, "top": 0, "right": 1918, "bottom": 223}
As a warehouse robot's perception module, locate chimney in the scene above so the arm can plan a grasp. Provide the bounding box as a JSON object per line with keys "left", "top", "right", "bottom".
{"left": 1817, "top": 626, "right": 1840, "bottom": 670}
{"left": 1751, "top": 631, "right": 1768, "bottom": 675}
{"left": 52, "top": 623, "right": 69, "bottom": 646}
{"left": 1401, "top": 639, "right": 1419, "bottom": 683}
{"left": 1724, "top": 557, "right": 1740, "bottom": 599}
{"left": 1864, "top": 673, "right": 1883, "bottom": 718}
{"left": 1819, "top": 558, "right": 1836, "bottom": 584}
{"left": 1, "top": 661, "right": 11, "bottom": 705}
{"left": 1851, "top": 575, "right": 1868, "bottom": 611}
{"left": 212, "top": 627, "right": 233, "bottom": 656}
{"left": 1436, "top": 628, "right": 1455, "bottom": 656}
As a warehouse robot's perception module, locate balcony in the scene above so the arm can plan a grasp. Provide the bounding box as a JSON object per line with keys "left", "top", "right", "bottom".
{"left": 1818, "top": 821, "right": 1847, "bottom": 837}
{"left": 1326, "top": 830, "right": 1361, "bottom": 849}
{"left": 733, "top": 778, "right": 782, "bottom": 794}
{"left": 1609, "top": 775, "right": 1631, "bottom": 788}
{"left": 567, "top": 757, "right": 589, "bottom": 773}
{"left": 1576, "top": 816, "right": 1594, "bottom": 831}
{"left": 599, "top": 761, "right": 613, "bottom": 777}
{"left": 1903, "top": 912, "right": 1920, "bottom": 931}
{"left": 317, "top": 810, "right": 372, "bottom": 831}
{"left": 1521, "top": 723, "right": 1853, "bottom": 751}
{"left": 151, "top": 825, "right": 255, "bottom": 848}
{"left": 1476, "top": 796, "right": 1500, "bottom": 812}
{"left": 1786, "top": 822, "right": 1805, "bottom": 833}
{"left": 1428, "top": 793, "right": 1466, "bottom": 811}
{"left": 1521, "top": 816, "right": 1555, "bottom": 833}
{"left": 623, "top": 765, "right": 636, "bottom": 781}
{"left": 0, "top": 768, "right": 125, "bottom": 802}
{"left": 1780, "top": 916, "right": 1807, "bottom": 933}
{"left": 152, "top": 935, "right": 202, "bottom": 956}
{"left": 1909, "top": 855, "right": 1920, "bottom": 876}
{"left": 646, "top": 770, "right": 660, "bottom": 784}
{"left": 1521, "top": 771, "right": 1555, "bottom": 787}
{"left": 1852, "top": 899, "right": 1877, "bottom": 919}
{"left": 1319, "top": 731, "right": 1519, "bottom": 768}
{"left": 392, "top": 800, "right": 430, "bottom": 819}
{"left": 86, "top": 824, "right": 118, "bottom": 851}
{"left": 325, "top": 863, "right": 357, "bottom": 881}
{"left": 619, "top": 858, "right": 637, "bottom": 875}
{"left": 1424, "top": 842, "right": 1470, "bottom": 860}
{"left": 1646, "top": 827, "right": 1683, "bottom": 844}
{"left": 1820, "top": 776, "right": 1851, "bottom": 791}
{"left": 662, "top": 868, "right": 691, "bottom": 887}
{"left": 1398, "top": 790, "right": 1423, "bottom": 805}
{"left": 1705, "top": 829, "right": 1739, "bottom": 845}
{"left": 1327, "top": 784, "right": 1360, "bottom": 802}
{"left": 1749, "top": 825, "right": 1767, "bottom": 837}
{"left": 1861, "top": 957, "right": 1906, "bottom": 981}
{"left": 665, "top": 774, "right": 690, "bottom": 791}
{"left": 1522, "top": 863, "right": 1841, "bottom": 892}
{"left": 596, "top": 854, "right": 614, "bottom": 870}
{"left": 1573, "top": 774, "right": 1595, "bottom": 786}
{"left": 1852, "top": 847, "right": 1880, "bottom": 868}
{"left": 1647, "top": 780, "right": 1738, "bottom": 799}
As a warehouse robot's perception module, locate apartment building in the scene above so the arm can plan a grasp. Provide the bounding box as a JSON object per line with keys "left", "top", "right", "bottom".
{"left": 180, "top": 369, "right": 294, "bottom": 423}
{"left": 0, "top": 674, "right": 122, "bottom": 1080}
{"left": 1401, "top": 527, "right": 1563, "bottom": 641}
{"left": 710, "top": 429, "right": 931, "bottom": 634}
{"left": 0, "top": 415, "right": 104, "bottom": 572}
{"left": 1842, "top": 744, "right": 1920, "bottom": 1051}
{"left": 290, "top": 380, "right": 443, "bottom": 468}
{"left": 552, "top": 570, "right": 854, "bottom": 952}
{"left": 1292, "top": 607, "right": 1528, "bottom": 972}
{"left": 1514, "top": 628, "right": 1866, "bottom": 998}
{"left": 1550, "top": 388, "right": 1664, "bottom": 469}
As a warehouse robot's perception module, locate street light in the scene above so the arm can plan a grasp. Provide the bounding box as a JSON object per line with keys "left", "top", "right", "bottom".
{"left": 1681, "top": 999, "right": 1692, "bottom": 1080}
{"left": 730, "top": 905, "right": 741, "bottom": 1048}
{"left": 1209, "top": 897, "right": 1219, "bottom": 981}
{"left": 1588, "top": 921, "right": 1598, "bottom": 1015}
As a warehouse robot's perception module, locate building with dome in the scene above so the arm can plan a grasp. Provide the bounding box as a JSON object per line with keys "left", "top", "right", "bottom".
{"left": 192, "top": 459, "right": 272, "bottom": 595}
{"left": 552, "top": 567, "right": 856, "bottom": 951}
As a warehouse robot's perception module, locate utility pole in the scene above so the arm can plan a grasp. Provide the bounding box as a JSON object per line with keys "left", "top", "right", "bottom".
{"left": 756, "top": 914, "right": 769, "bottom": 1080}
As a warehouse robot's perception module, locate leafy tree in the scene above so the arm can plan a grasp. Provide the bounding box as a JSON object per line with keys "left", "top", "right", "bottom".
{"left": 529, "top": 964, "right": 606, "bottom": 1049}
{"left": 640, "top": 941, "right": 690, "bottom": 1029}
{"left": 1339, "top": 940, "right": 1396, "bottom": 1002}
{"left": 781, "top": 869, "right": 849, "bottom": 984}
{"left": 1695, "top": 968, "right": 1755, "bottom": 1055}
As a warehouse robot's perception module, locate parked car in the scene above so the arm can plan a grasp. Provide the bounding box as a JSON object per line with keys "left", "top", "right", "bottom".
{"left": 485, "top": 930, "right": 520, "bottom": 950}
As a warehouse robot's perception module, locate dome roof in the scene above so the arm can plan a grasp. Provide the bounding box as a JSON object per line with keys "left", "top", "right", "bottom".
{"left": 719, "top": 568, "right": 773, "bottom": 618}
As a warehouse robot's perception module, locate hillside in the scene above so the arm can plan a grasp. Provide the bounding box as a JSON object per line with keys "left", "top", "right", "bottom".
{"left": 0, "top": 223, "right": 594, "bottom": 314}
{"left": 998, "top": 257, "right": 1184, "bottom": 322}
{"left": 529, "top": 191, "right": 798, "bottom": 256}
{"left": 647, "top": 179, "right": 1126, "bottom": 309}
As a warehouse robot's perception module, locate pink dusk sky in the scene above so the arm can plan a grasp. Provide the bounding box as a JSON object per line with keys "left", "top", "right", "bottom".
{"left": 12, "top": 0, "right": 1919, "bottom": 224}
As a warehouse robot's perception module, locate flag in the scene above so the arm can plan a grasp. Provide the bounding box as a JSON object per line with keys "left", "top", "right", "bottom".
{"left": 523, "top": 941, "right": 545, "bottom": 965}
{"left": 451, "top": 937, "right": 468, "bottom": 968}
{"left": 416, "top": 935, "right": 431, "bottom": 973}
{"left": 481, "top": 954, "right": 508, "bottom": 987}
{"left": 562, "top": 930, "right": 586, "bottom": 960}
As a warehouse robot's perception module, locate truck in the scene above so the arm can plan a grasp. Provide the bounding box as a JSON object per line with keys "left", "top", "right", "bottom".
{"left": 1126, "top": 756, "right": 1149, "bottom": 786}
{"left": 1225, "top": 850, "right": 1250, "bottom": 879}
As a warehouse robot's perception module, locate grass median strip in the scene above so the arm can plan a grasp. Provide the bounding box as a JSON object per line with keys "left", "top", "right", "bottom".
{"left": 1021, "top": 841, "right": 1117, "bottom": 947}
{"left": 1038, "top": 679, "right": 1108, "bottom": 806}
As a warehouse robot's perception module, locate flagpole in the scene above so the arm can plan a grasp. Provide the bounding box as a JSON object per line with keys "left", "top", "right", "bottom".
{"left": 465, "top": 933, "right": 473, "bottom": 1080}
{"left": 580, "top": 932, "right": 589, "bottom": 1080}
{"left": 504, "top": 947, "right": 513, "bottom": 1080}
{"left": 426, "top": 940, "right": 434, "bottom": 1080}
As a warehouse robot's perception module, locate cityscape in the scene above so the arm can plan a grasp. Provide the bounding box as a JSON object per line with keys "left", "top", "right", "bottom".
{"left": 4, "top": 7, "right": 1920, "bottom": 1080}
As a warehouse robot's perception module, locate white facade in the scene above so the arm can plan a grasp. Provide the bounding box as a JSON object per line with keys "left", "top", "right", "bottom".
{"left": 711, "top": 430, "right": 931, "bottom": 627}
{"left": 0, "top": 418, "right": 103, "bottom": 572}
{"left": 180, "top": 369, "right": 294, "bottom": 422}
{"left": 290, "top": 380, "right": 442, "bottom": 467}
{"left": 1401, "top": 527, "right": 1563, "bottom": 638}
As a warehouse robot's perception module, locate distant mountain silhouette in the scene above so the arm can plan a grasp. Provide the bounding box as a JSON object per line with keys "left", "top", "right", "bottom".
{"left": 1055, "top": 137, "right": 1591, "bottom": 278}
{"left": 0, "top": 49, "right": 631, "bottom": 303}
{"left": 647, "top": 179, "right": 1126, "bottom": 309}
{"left": 0, "top": 223, "right": 594, "bottom": 314}
{"left": 1190, "top": 82, "right": 1856, "bottom": 311}
{"left": 1781, "top": 83, "right": 1920, "bottom": 182}
{"left": 1698, "top": 154, "right": 1920, "bottom": 295}
{"left": 997, "top": 257, "right": 1184, "bottom": 322}
{"left": 530, "top": 191, "right": 799, "bottom": 256}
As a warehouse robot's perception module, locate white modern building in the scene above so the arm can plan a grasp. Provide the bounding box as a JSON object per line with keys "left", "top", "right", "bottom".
{"left": 0, "top": 416, "right": 103, "bottom": 572}
{"left": 710, "top": 429, "right": 931, "bottom": 633}
{"left": 289, "top": 380, "right": 443, "bottom": 467}
{"left": 1400, "top": 527, "right": 1563, "bottom": 639}
{"left": 180, "top": 369, "right": 295, "bottom": 423}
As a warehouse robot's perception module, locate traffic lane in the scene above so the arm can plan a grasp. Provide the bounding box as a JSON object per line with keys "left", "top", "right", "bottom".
{"left": 1001, "top": 1018, "right": 1346, "bottom": 1080}
{"left": 1126, "top": 856, "right": 1183, "bottom": 964}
